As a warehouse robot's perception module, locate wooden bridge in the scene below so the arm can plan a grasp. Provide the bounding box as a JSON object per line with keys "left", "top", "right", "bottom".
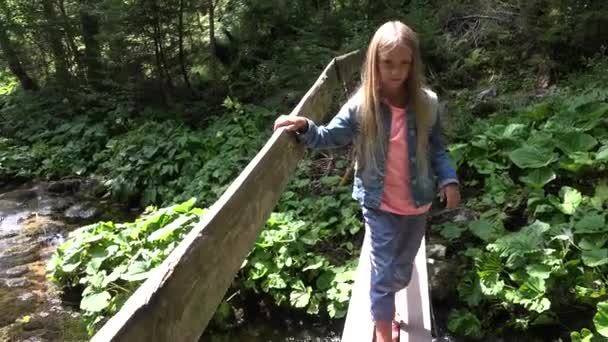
{"left": 90, "top": 50, "right": 432, "bottom": 342}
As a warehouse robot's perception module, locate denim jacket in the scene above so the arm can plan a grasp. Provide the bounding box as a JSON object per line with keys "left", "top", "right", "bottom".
{"left": 296, "top": 89, "right": 458, "bottom": 209}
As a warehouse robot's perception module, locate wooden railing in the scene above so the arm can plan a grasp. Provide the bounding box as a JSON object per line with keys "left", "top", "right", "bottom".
{"left": 91, "top": 49, "right": 364, "bottom": 342}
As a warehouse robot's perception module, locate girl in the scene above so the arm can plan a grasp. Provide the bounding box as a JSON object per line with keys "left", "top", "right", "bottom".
{"left": 273, "top": 21, "right": 460, "bottom": 342}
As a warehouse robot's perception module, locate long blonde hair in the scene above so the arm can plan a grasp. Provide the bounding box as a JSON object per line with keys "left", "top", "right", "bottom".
{"left": 355, "top": 21, "right": 434, "bottom": 176}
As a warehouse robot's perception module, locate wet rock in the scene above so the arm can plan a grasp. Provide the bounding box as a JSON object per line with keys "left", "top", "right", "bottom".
{"left": 0, "top": 244, "right": 39, "bottom": 268}
{"left": 21, "top": 318, "right": 45, "bottom": 332}
{"left": 79, "top": 178, "right": 106, "bottom": 198}
{"left": 0, "top": 290, "right": 38, "bottom": 326}
{"left": 470, "top": 86, "right": 500, "bottom": 117}
{"left": 477, "top": 86, "right": 498, "bottom": 100}
{"left": 429, "top": 207, "right": 479, "bottom": 225}
{"left": 0, "top": 231, "right": 18, "bottom": 240}
{"left": 18, "top": 293, "right": 36, "bottom": 302}
{"left": 3, "top": 265, "right": 29, "bottom": 278}
{"left": 64, "top": 203, "right": 98, "bottom": 221}
{"left": 22, "top": 336, "right": 49, "bottom": 342}
{"left": 428, "top": 259, "right": 460, "bottom": 302}
{"left": 1, "top": 277, "right": 31, "bottom": 288}
{"left": 22, "top": 216, "right": 64, "bottom": 237}
{"left": 46, "top": 180, "right": 80, "bottom": 194}
{"left": 37, "top": 197, "right": 73, "bottom": 216}
{"left": 427, "top": 244, "right": 447, "bottom": 259}
{"left": 0, "top": 188, "right": 38, "bottom": 203}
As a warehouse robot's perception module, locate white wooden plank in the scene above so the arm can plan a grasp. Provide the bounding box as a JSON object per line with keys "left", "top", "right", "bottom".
{"left": 341, "top": 235, "right": 432, "bottom": 342}
{"left": 341, "top": 230, "right": 375, "bottom": 342}
{"left": 396, "top": 236, "right": 432, "bottom": 342}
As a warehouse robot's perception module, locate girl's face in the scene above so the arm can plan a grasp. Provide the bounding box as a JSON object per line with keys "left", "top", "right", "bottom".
{"left": 378, "top": 44, "right": 412, "bottom": 93}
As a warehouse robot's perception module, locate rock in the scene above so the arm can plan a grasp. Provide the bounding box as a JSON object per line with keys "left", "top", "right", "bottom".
{"left": 428, "top": 259, "right": 460, "bottom": 302}
{"left": 18, "top": 293, "right": 35, "bottom": 302}
{"left": 46, "top": 180, "right": 80, "bottom": 194}
{"left": 1, "top": 277, "right": 31, "bottom": 288}
{"left": 21, "top": 318, "right": 45, "bottom": 332}
{"left": 22, "top": 336, "right": 48, "bottom": 342}
{"left": 470, "top": 86, "right": 500, "bottom": 117}
{"left": 64, "top": 203, "right": 98, "bottom": 221}
{"left": 471, "top": 99, "right": 499, "bottom": 116}
{"left": 3, "top": 265, "right": 29, "bottom": 278}
{"left": 0, "top": 243, "right": 39, "bottom": 269}
{"left": 429, "top": 207, "right": 479, "bottom": 225}
{"left": 0, "top": 188, "right": 38, "bottom": 203}
{"left": 79, "top": 178, "right": 106, "bottom": 198}
{"left": 21, "top": 215, "right": 64, "bottom": 237}
{"left": 427, "top": 244, "right": 447, "bottom": 259}
{"left": 0, "top": 290, "right": 38, "bottom": 326}
{"left": 37, "top": 197, "right": 73, "bottom": 216}
{"left": 0, "top": 231, "right": 18, "bottom": 240}
{"left": 477, "top": 86, "right": 498, "bottom": 100}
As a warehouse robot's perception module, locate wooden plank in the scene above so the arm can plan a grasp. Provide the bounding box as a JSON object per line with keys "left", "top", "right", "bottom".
{"left": 341, "top": 230, "right": 375, "bottom": 342}
{"left": 395, "top": 237, "right": 432, "bottom": 342}
{"left": 90, "top": 50, "right": 363, "bottom": 342}
{"left": 341, "top": 236, "right": 432, "bottom": 342}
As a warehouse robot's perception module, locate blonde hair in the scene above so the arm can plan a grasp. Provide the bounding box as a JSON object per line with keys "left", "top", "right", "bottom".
{"left": 355, "top": 21, "right": 434, "bottom": 176}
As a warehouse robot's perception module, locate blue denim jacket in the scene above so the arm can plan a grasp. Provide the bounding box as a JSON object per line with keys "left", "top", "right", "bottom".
{"left": 297, "top": 90, "right": 458, "bottom": 209}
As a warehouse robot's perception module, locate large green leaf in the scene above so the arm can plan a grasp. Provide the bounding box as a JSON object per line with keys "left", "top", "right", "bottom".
{"left": 80, "top": 291, "right": 111, "bottom": 313}
{"left": 556, "top": 132, "right": 598, "bottom": 154}
{"left": 596, "top": 145, "right": 608, "bottom": 161}
{"left": 591, "top": 180, "right": 608, "bottom": 209}
{"left": 549, "top": 187, "right": 583, "bottom": 215}
{"left": 526, "top": 102, "right": 551, "bottom": 122}
{"left": 505, "top": 277, "right": 551, "bottom": 313}
{"left": 594, "top": 301, "right": 608, "bottom": 337}
{"left": 574, "top": 213, "right": 606, "bottom": 234}
{"left": 571, "top": 328, "right": 595, "bottom": 342}
{"left": 468, "top": 220, "right": 504, "bottom": 242}
{"left": 290, "top": 281, "right": 311, "bottom": 308}
{"left": 438, "top": 223, "right": 467, "bottom": 240}
{"left": 487, "top": 220, "right": 550, "bottom": 260}
{"left": 520, "top": 167, "right": 556, "bottom": 189}
{"left": 582, "top": 248, "right": 608, "bottom": 267}
{"left": 147, "top": 215, "right": 193, "bottom": 242}
{"left": 526, "top": 264, "right": 552, "bottom": 279}
{"left": 121, "top": 260, "right": 151, "bottom": 281}
{"left": 447, "top": 309, "right": 482, "bottom": 338}
{"left": 509, "top": 146, "right": 557, "bottom": 169}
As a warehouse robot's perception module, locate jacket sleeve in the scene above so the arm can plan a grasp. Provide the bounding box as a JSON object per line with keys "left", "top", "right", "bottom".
{"left": 295, "top": 100, "right": 358, "bottom": 149}
{"left": 428, "top": 92, "right": 459, "bottom": 188}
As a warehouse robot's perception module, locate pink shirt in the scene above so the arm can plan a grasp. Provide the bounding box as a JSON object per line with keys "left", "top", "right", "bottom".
{"left": 379, "top": 104, "right": 431, "bottom": 215}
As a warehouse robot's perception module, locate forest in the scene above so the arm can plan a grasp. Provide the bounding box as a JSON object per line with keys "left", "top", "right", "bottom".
{"left": 0, "top": 0, "right": 607, "bottom": 340}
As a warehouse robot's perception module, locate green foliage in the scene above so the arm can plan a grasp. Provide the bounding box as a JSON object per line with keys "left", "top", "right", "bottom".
{"left": 440, "top": 73, "right": 608, "bottom": 339}
{"left": 48, "top": 199, "right": 204, "bottom": 334}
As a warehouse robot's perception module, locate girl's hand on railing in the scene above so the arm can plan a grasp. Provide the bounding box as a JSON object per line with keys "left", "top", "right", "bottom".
{"left": 273, "top": 115, "right": 308, "bottom": 133}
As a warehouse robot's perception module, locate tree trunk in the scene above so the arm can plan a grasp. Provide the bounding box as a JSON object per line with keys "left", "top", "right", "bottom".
{"left": 41, "top": 0, "right": 70, "bottom": 86}
{"left": 151, "top": 1, "right": 174, "bottom": 90}
{"left": 79, "top": 0, "right": 104, "bottom": 88}
{"left": 58, "top": 0, "right": 85, "bottom": 79}
{"left": 0, "top": 21, "right": 39, "bottom": 91}
{"left": 178, "top": 0, "right": 192, "bottom": 92}
{"left": 208, "top": 0, "right": 216, "bottom": 76}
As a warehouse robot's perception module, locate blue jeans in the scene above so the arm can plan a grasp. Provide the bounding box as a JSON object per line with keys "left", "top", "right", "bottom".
{"left": 362, "top": 206, "right": 427, "bottom": 322}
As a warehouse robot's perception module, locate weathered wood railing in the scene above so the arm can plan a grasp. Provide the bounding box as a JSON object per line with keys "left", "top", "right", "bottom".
{"left": 90, "top": 49, "right": 364, "bottom": 342}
